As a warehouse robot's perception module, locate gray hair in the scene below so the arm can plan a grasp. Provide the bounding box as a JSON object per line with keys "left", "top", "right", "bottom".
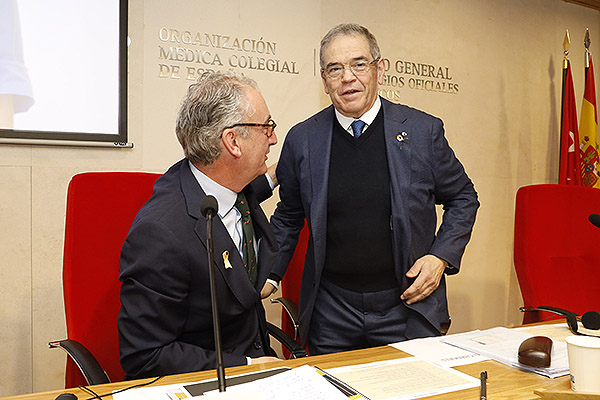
{"left": 319, "top": 23, "right": 381, "bottom": 69}
{"left": 175, "top": 71, "right": 258, "bottom": 165}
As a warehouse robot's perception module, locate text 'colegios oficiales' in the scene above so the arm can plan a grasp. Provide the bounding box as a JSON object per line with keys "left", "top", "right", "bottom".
{"left": 379, "top": 58, "right": 460, "bottom": 100}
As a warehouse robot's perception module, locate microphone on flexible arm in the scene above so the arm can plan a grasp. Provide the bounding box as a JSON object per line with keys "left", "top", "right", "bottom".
{"left": 200, "top": 195, "right": 226, "bottom": 392}
{"left": 589, "top": 213, "right": 600, "bottom": 229}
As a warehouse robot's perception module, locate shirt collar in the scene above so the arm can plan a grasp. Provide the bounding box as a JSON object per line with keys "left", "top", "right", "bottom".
{"left": 334, "top": 96, "right": 382, "bottom": 134}
{"left": 188, "top": 161, "right": 237, "bottom": 219}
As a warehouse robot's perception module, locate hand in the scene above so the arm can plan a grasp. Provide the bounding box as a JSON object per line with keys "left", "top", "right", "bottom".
{"left": 267, "top": 163, "right": 278, "bottom": 187}
{"left": 260, "top": 281, "right": 277, "bottom": 299}
{"left": 400, "top": 255, "right": 447, "bottom": 305}
{"left": 251, "top": 356, "right": 281, "bottom": 365}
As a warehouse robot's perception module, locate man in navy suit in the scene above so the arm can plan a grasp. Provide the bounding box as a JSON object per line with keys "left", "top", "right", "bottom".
{"left": 118, "top": 71, "right": 280, "bottom": 379}
{"left": 267, "top": 23, "right": 479, "bottom": 355}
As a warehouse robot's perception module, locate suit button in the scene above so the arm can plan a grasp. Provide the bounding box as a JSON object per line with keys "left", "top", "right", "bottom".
{"left": 254, "top": 341, "right": 262, "bottom": 350}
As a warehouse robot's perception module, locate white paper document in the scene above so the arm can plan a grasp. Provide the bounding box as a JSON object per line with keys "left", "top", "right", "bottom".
{"left": 206, "top": 365, "right": 350, "bottom": 400}
{"left": 112, "top": 365, "right": 349, "bottom": 400}
{"left": 516, "top": 322, "right": 573, "bottom": 341}
{"left": 391, "top": 332, "right": 490, "bottom": 367}
{"left": 326, "top": 357, "right": 480, "bottom": 400}
{"left": 441, "top": 326, "right": 570, "bottom": 378}
{"left": 112, "top": 381, "right": 187, "bottom": 400}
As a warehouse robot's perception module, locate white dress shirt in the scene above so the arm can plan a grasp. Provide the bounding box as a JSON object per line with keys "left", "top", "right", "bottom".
{"left": 189, "top": 161, "right": 245, "bottom": 257}
{"left": 334, "top": 96, "right": 382, "bottom": 136}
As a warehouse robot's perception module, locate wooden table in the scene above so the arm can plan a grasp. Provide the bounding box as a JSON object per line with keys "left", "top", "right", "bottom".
{"left": 0, "top": 345, "right": 571, "bottom": 400}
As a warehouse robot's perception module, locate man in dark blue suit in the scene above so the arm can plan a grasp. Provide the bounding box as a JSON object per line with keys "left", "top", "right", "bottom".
{"left": 267, "top": 23, "right": 479, "bottom": 355}
{"left": 118, "top": 71, "right": 280, "bottom": 379}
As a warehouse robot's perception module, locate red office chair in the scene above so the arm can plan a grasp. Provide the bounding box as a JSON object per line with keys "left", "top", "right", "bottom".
{"left": 50, "top": 172, "right": 306, "bottom": 388}
{"left": 271, "top": 221, "right": 310, "bottom": 358}
{"left": 50, "top": 172, "right": 161, "bottom": 388}
{"left": 514, "top": 184, "right": 600, "bottom": 324}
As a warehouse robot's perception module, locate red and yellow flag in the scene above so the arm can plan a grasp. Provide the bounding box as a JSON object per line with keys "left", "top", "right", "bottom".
{"left": 579, "top": 59, "right": 600, "bottom": 187}
{"left": 559, "top": 60, "right": 582, "bottom": 185}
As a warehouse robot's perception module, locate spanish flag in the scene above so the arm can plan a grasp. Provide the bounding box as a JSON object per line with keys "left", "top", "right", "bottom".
{"left": 559, "top": 59, "right": 582, "bottom": 185}
{"left": 579, "top": 58, "right": 600, "bottom": 187}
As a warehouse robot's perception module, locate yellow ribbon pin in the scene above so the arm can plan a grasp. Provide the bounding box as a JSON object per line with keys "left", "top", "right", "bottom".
{"left": 222, "top": 250, "right": 233, "bottom": 269}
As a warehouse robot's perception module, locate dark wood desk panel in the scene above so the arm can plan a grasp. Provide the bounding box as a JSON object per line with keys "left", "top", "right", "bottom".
{"left": 0, "top": 346, "right": 570, "bottom": 400}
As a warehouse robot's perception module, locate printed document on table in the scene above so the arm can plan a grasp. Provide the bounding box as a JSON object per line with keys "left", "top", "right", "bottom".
{"left": 206, "top": 364, "right": 350, "bottom": 400}
{"left": 441, "top": 326, "right": 569, "bottom": 378}
{"left": 326, "top": 357, "right": 480, "bottom": 400}
{"left": 112, "top": 382, "right": 186, "bottom": 400}
{"left": 113, "top": 365, "right": 349, "bottom": 400}
{"left": 516, "top": 322, "right": 573, "bottom": 342}
{"left": 390, "top": 331, "right": 489, "bottom": 367}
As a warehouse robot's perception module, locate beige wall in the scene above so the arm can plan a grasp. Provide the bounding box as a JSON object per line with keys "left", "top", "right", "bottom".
{"left": 1, "top": 0, "right": 599, "bottom": 396}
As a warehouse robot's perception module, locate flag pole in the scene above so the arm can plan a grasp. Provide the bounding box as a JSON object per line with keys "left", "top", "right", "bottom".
{"left": 580, "top": 28, "right": 600, "bottom": 188}
{"left": 559, "top": 30, "right": 570, "bottom": 180}
{"left": 585, "top": 28, "right": 591, "bottom": 80}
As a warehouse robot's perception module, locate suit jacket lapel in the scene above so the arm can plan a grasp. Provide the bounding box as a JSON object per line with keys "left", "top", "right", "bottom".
{"left": 382, "top": 99, "right": 412, "bottom": 286}
{"left": 179, "top": 161, "right": 259, "bottom": 308}
{"left": 308, "top": 106, "right": 335, "bottom": 276}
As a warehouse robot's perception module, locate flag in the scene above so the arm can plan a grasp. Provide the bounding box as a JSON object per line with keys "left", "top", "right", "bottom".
{"left": 579, "top": 59, "right": 600, "bottom": 187}
{"left": 559, "top": 60, "right": 582, "bottom": 185}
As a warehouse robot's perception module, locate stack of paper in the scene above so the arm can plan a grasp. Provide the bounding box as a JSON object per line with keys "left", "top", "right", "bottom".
{"left": 208, "top": 365, "right": 351, "bottom": 399}
{"left": 391, "top": 330, "right": 489, "bottom": 368}
{"left": 112, "top": 359, "right": 480, "bottom": 400}
{"left": 112, "top": 365, "right": 354, "bottom": 400}
{"left": 441, "top": 326, "right": 569, "bottom": 378}
{"left": 326, "top": 357, "right": 480, "bottom": 400}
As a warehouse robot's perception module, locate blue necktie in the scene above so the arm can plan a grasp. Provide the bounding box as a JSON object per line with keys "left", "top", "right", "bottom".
{"left": 351, "top": 120, "right": 366, "bottom": 138}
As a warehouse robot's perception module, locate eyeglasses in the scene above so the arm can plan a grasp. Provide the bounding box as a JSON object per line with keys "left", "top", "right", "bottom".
{"left": 322, "top": 58, "right": 379, "bottom": 79}
{"left": 224, "top": 119, "right": 277, "bottom": 138}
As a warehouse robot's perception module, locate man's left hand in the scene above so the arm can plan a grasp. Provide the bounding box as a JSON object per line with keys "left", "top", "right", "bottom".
{"left": 400, "top": 255, "right": 448, "bottom": 305}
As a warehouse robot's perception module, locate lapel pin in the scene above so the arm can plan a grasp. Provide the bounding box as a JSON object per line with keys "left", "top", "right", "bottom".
{"left": 222, "top": 250, "right": 233, "bottom": 269}
{"left": 397, "top": 132, "right": 408, "bottom": 142}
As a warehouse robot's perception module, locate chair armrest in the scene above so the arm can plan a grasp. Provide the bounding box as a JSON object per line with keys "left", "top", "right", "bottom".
{"left": 441, "top": 318, "right": 451, "bottom": 336}
{"left": 270, "top": 297, "right": 300, "bottom": 340}
{"left": 49, "top": 339, "right": 110, "bottom": 385}
{"left": 266, "top": 322, "right": 307, "bottom": 359}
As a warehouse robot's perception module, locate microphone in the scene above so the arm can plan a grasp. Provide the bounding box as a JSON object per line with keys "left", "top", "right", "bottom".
{"left": 55, "top": 394, "right": 77, "bottom": 400}
{"left": 582, "top": 310, "right": 600, "bottom": 330}
{"left": 201, "top": 195, "right": 218, "bottom": 217}
{"left": 201, "top": 195, "right": 226, "bottom": 392}
{"left": 589, "top": 213, "right": 600, "bottom": 229}
{"left": 522, "top": 306, "right": 600, "bottom": 337}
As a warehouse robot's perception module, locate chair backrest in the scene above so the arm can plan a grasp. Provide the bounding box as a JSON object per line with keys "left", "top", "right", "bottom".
{"left": 280, "top": 221, "right": 309, "bottom": 356}
{"left": 514, "top": 184, "right": 600, "bottom": 324}
{"left": 62, "top": 172, "right": 160, "bottom": 388}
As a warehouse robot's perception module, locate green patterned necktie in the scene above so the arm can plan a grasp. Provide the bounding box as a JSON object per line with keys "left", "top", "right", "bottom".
{"left": 235, "top": 192, "right": 257, "bottom": 285}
